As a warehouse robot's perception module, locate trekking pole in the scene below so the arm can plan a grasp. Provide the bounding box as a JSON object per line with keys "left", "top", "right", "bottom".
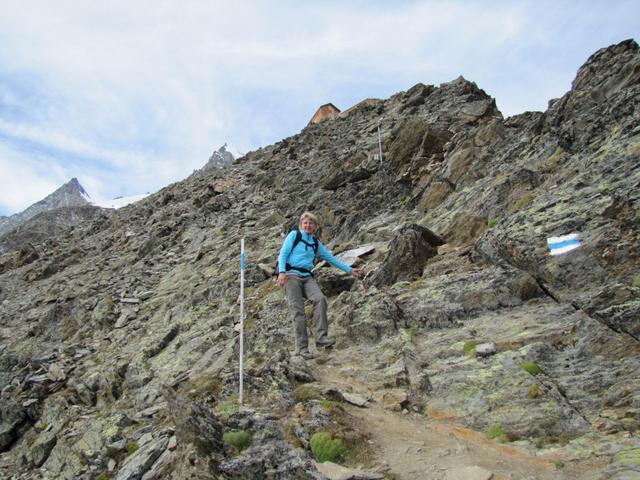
{"left": 239, "top": 238, "right": 245, "bottom": 406}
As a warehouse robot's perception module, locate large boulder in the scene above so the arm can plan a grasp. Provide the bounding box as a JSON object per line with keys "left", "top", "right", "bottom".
{"left": 369, "top": 224, "right": 444, "bottom": 288}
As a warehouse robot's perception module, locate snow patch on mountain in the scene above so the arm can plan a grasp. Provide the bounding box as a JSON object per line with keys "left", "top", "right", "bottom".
{"left": 93, "top": 193, "right": 150, "bottom": 209}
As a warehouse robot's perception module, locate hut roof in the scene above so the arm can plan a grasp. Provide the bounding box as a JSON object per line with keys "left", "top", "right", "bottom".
{"left": 308, "top": 103, "right": 341, "bottom": 125}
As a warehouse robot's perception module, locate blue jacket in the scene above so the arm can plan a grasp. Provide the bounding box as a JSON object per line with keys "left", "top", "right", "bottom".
{"left": 278, "top": 231, "right": 352, "bottom": 277}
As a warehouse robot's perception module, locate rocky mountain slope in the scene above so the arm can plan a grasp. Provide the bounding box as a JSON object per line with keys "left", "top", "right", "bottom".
{"left": 0, "top": 178, "right": 92, "bottom": 238}
{"left": 0, "top": 206, "right": 108, "bottom": 258}
{"left": 0, "top": 40, "right": 638, "bottom": 480}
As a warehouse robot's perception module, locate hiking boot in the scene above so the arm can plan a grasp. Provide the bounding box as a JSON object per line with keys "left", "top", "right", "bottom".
{"left": 297, "top": 350, "right": 315, "bottom": 360}
{"left": 316, "top": 338, "right": 335, "bottom": 348}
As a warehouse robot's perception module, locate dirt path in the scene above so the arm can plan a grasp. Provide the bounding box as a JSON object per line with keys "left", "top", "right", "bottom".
{"left": 312, "top": 346, "right": 602, "bottom": 480}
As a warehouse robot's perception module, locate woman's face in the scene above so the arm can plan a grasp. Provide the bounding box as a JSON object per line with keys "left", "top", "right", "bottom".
{"left": 300, "top": 217, "right": 317, "bottom": 234}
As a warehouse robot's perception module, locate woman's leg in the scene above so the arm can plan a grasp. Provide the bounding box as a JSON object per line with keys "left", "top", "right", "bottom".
{"left": 303, "top": 278, "right": 330, "bottom": 345}
{"left": 285, "top": 276, "right": 309, "bottom": 352}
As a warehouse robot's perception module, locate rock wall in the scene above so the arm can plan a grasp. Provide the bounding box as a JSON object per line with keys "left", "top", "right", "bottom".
{"left": 0, "top": 40, "right": 638, "bottom": 479}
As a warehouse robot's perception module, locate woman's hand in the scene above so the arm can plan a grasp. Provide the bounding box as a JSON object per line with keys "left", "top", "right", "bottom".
{"left": 276, "top": 272, "right": 287, "bottom": 287}
{"left": 351, "top": 268, "right": 365, "bottom": 279}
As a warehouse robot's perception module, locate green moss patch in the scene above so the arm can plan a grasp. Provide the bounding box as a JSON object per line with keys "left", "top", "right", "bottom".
{"left": 216, "top": 399, "right": 238, "bottom": 416}
{"left": 320, "top": 400, "right": 337, "bottom": 411}
{"left": 311, "top": 432, "right": 347, "bottom": 463}
{"left": 462, "top": 341, "right": 477, "bottom": 354}
{"left": 486, "top": 424, "right": 508, "bottom": 443}
{"left": 402, "top": 326, "right": 419, "bottom": 338}
{"left": 521, "top": 361, "right": 542, "bottom": 376}
{"left": 613, "top": 448, "right": 640, "bottom": 466}
{"left": 511, "top": 194, "right": 535, "bottom": 212}
{"left": 125, "top": 441, "right": 139, "bottom": 456}
{"left": 223, "top": 431, "right": 252, "bottom": 452}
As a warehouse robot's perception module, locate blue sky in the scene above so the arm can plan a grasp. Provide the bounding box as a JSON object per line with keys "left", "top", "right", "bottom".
{"left": 0, "top": 0, "right": 638, "bottom": 216}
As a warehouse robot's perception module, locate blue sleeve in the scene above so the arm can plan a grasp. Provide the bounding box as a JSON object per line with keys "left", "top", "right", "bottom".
{"left": 317, "top": 242, "right": 352, "bottom": 274}
{"left": 278, "top": 231, "right": 297, "bottom": 273}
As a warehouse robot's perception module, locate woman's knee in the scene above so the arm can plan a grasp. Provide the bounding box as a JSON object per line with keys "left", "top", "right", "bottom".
{"left": 287, "top": 301, "right": 306, "bottom": 316}
{"left": 310, "top": 293, "right": 327, "bottom": 307}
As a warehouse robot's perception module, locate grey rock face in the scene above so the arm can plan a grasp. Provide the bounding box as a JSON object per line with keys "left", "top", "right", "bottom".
{"left": 162, "top": 385, "right": 224, "bottom": 460}
{"left": 29, "top": 431, "right": 57, "bottom": 467}
{"left": 116, "top": 435, "right": 169, "bottom": 480}
{"left": 369, "top": 224, "right": 444, "bottom": 287}
{"left": 0, "top": 40, "right": 638, "bottom": 479}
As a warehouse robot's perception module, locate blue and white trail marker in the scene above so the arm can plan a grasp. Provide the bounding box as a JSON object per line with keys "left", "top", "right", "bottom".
{"left": 547, "top": 233, "right": 581, "bottom": 256}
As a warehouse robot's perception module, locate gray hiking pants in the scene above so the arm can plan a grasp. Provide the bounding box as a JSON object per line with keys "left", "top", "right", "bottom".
{"left": 284, "top": 275, "right": 329, "bottom": 352}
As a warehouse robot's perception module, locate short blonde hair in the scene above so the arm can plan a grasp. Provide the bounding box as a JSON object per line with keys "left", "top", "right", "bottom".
{"left": 299, "top": 211, "right": 318, "bottom": 227}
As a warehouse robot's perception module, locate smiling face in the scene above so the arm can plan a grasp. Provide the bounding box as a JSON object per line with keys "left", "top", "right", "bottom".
{"left": 300, "top": 217, "right": 317, "bottom": 235}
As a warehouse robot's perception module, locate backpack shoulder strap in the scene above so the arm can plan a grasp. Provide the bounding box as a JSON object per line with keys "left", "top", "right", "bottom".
{"left": 291, "top": 229, "right": 318, "bottom": 255}
{"left": 292, "top": 229, "right": 302, "bottom": 250}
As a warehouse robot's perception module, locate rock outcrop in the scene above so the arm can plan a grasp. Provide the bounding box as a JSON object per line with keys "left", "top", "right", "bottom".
{"left": 200, "top": 143, "right": 240, "bottom": 172}
{"left": 0, "top": 40, "right": 638, "bottom": 479}
{"left": 0, "top": 178, "right": 92, "bottom": 237}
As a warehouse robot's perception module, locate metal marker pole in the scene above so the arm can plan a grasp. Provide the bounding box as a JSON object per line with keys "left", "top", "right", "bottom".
{"left": 239, "top": 238, "right": 245, "bottom": 406}
{"left": 377, "top": 121, "right": 383, "bottom": 165}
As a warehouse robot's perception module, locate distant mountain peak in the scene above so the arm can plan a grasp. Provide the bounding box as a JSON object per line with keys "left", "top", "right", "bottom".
{"left": 201, "top": 143, "right": 243, "bottom": 171}
{"left": 0, "top": 178, "right": 92, "bottom": 237}
{"left": 62, "top": 177, "right": 91, "bottom": 201}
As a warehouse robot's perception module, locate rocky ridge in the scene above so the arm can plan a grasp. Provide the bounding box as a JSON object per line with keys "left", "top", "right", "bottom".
{"left": 0, "top": 40, "right": 638, "bottom": 479}
{"left": 0, "top": 178, "right": 92, "bottom": 238}
{"left": 200, "top": 144, "right": 241, "bottom": 172}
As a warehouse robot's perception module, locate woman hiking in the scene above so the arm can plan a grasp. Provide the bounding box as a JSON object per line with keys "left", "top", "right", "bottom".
{"left": 277, "top": 212, "right": 364, "bottom": 359}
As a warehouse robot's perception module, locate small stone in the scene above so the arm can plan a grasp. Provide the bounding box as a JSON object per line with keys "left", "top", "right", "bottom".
{"left": 315, "top": 461, "right": 384, "bottom": 480}
{"left": 337, "top": 245, "right": 375, "bottom": 266}
{"left": 134, "top": 403, "right": 167, "bottom": 420}
{"left": 47, "top": 364, "right": 65, "bottom": 382}
{"left": 437, "top": 244, "right": 457, "bottom": 255}
{"left": 372, "top": 389, "right": 409, "bottom": 412}
{"left": 138, "top": 432, "right": 154, "bottom": 446}
{"left": 120, "top": 297, "right": 141, "bottom": 304}
{"left": 475, "top": 342, "right": 498, "bottom": 357}
{"left": 114, "top": 314, "right": 130, "bottom": 329}
{"left": 444, "top": 465, "right": 494, "bottom": 480}
{"left": 342, "top": 393, "right": 369, "bottom": 408}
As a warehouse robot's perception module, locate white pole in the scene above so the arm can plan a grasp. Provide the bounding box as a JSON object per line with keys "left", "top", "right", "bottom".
{"left": 377, "top": 121, "right": 383, "bottom": 165}
{"left": 239, "top": 238, "right": 245, "bottom": 406}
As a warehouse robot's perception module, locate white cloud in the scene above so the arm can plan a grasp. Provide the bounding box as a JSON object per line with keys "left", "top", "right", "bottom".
{"left": 0, "top": 144, "right": 67, "bottom": 213}
{"left": 0, "top": 0, "right": 638, "bottom": 215}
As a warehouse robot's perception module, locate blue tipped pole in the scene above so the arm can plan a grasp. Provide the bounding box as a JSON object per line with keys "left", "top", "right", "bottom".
{"left": 239, "top": 238, "right": 245, "bottom": 405}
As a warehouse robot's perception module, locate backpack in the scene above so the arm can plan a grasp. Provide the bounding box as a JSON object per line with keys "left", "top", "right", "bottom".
{"left": 273, "top": 229, "right": 319, "bottom": 276}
